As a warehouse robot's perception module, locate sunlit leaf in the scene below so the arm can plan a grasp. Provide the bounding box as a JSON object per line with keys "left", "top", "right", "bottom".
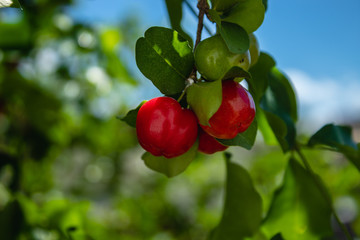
{"left": 165, "top": 0, "right": 193, "bottom": 47}
{"left": 217, "top": 119, "right": 257, "bottom": 149}
{"left": 209, "top": 153, "right": 262, "bottom": 239}
{"left": 142, "top": 141, "right": 198, "bottom": 177}
{"left": 262, "top": 110, "right": 291, "bottom": 152}
{"left": 256, "top": 108, "right": 277, "bottom": 145}
{"left": 222, "top": 0, "right": 265, "bottom": 33}
{"left": 135, "top": 27, "right": 194, "bottom": 95}
{"left": 100, "top": 28, "right": 122, "bottom": 54}
{"left": 262, "top": 158, "right": 334, "bottom": 239}
{"left": 219, "top": 21, "right": 249, "bottom": 54}
{"left": 308, "top": 124, "right": 360, "bottom": 170}
{"left": 187, "top": 80, "right": 222, "bottom": 126}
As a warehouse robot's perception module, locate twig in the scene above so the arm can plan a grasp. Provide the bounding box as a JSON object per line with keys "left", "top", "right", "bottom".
{"left": 194, "top": 0, "right": 209, "bottom": 49}
{"left": 184, "top": 0, "right": 213, "bottom": 36}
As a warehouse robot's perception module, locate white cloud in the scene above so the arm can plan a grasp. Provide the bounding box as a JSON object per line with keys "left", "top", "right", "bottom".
{"left": 284, "top": 69, "right": 360, "bottom": 131}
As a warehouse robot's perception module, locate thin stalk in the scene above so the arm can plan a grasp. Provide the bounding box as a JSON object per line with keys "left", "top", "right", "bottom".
{"left": 184, "top": 0, "right": 213, "bottom": 36}
{"left": 295, "top": 144, "right": 353, "bottom": 240}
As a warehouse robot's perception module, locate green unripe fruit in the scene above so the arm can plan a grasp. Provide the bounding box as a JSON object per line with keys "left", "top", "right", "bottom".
{"left": 249, "top": 33, "right": 260, "bottom": 67}
{"left": 195, "top": 35, "right": 251, "bottom": 81}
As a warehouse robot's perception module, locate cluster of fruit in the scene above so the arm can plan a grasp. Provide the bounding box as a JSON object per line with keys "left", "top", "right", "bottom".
{"left": 136, "top": 33, "right": 259, "bottom": 158}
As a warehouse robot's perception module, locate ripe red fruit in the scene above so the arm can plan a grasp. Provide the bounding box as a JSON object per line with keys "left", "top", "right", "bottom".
{"left": 200, "top": 80, "right": 256, "bottom": 139}
{"left": 198, "top": 128, "right": 228, "bottom": 154}
{"left": 136, "top": 96, "right": 198, "bottom": 158}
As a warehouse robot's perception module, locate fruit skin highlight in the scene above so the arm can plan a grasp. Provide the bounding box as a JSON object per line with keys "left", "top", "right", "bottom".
{"left": 200, "top": 80, "right": 256, "bottom": 139}
{"left": 136, "top": 97, "right": 198, "bottom": 158}
{"left": 194, "top": 35, "right": 251, "bottom": 81}
{"left": 198, "top": 128, "right": 228, "bottom": 154}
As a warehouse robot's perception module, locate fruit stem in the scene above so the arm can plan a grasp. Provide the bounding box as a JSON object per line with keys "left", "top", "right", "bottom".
{"left": 295, "top": 143, "right": 353, "bottom": 240}
{"left": 194, "top": 0, "right": 210, "bottom": 49}
{"left": 184, "top": 0, "right": 213, "bottom": 36}
{"left": 177, "top": 78, "right": 194, "bottom": 102}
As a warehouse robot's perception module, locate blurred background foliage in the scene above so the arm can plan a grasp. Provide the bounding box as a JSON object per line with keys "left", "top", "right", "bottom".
{"left": 0, "top": 0, "right": 359, "bottom": 239}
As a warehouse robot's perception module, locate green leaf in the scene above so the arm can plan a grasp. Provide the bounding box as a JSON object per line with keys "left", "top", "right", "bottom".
{"left": 219, "top": 21, "right": 249, "bottom": 54}
{"left": 256, "top": 108, "right": 278, "bottom": 145}
{"left": 100, "top": 29, "right": 137, "bottom": 85}
{"left": 248, "top": 52, "right": 276, "bottom": 103}
{"left": 208, "top": 9, "right": 222, "bottom": 26}
{"left": 142, "top": 141, "right": 198, "bottom": 177}
{"left": 262, "top": 158, "right": 334, "bottom": 239}
{"left": 118, "top": 101, "right": 146, "bottom": 128}
{"left": 262, "top": 110, "right": 293, "bottom": 152}
{"left": 0, "top": 0, "right": 21, "bottom": 8}
{"left": 187, "top": 80, "right": 222, "bottom": 126}
{"left": 222, "top": 66, "right": 251, "bottom": 81}
{"left": 165, "top": 0, "right": 193, "bottom": 47}
{"left": 210, "top": 153, "right": 262, "bottom": 240}
{"left": 217, "top": 119, "right": 257, "bottom": 149}
{"left": 222, "top": 0, "right": 265, "bottom": 33}
{"left": 260, "top": 67, "right": 298, "bottom": 152}
{"left": 135, "top": 27, "right": 194, "bottom": 95}
{"left": 100, "top": 28, "right": 122, "bottom": 54}
{"left": 211, "top": 0, "right": 240, "bottom": 11}
{"left": 308, "top": 124, "right": 360, "bottom": 170}
{"left": 262, "top": 0, "right": 268, "bottom": 11}
{"left": 262, "top": 68, "right": 298, "bottom": 122}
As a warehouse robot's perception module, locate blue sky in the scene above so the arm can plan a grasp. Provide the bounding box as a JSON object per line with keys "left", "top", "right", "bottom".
{"left": 67, "top": 0, "right": 360, "bottom": 131}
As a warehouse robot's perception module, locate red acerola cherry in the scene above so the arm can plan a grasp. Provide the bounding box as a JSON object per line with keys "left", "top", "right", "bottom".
{"left": 136, "top": 96, "right": 198, "bottom": 158}
{"left": 200, "top": 80, "right": 256, "bottom": 139}
{"left": 198, "top": 128, "right": 228, "bottom": 154}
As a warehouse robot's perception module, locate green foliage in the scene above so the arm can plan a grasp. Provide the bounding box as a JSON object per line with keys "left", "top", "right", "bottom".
{"left": 186, "top": 80, "right": 222, "bottom": 126}
{"left": 135, "top": 27, "right": 194, "bottom": 95}
{"left": 248, "top": 52, "right": 276, "bottom": 103}
{"left": 262, "top": 158, "right": 334, "bottom": 239}
{"left": 308, "top": 124, "right": 360, "bottom": 170}
{"left": 260, "top": 68, "right": 297, "bottom": 152}
{"left": 142, "top": 141, "right": 199, "bottom": 177}
{"left": 210, "top": 0, "right": 240, "bottom": 11}
{"left": 221, "top": 0, "right": 265, "bottom": 33}
{"left": 120, "top": 101, "right": 146, "bottom": 128}
{"left": 222, "top": 66, "right": 251, "bottom": 80}
{"left": 217, "top": 119, "right": 258, "bottom": 149}
{"left": 0, "top": 0, "right": 359, "bottom": 239}
{"left": 0, "top": 20, "right": 30, "bottom": 48}
{"left": 0, "top": 200, "right": 25, "bottom": 239}
{"left": 219, "top": 22, "right": 249, "bottom": 54}
{"left": 209, "top": 153, "right": 262, "bottom": 240}
{"left": 165, "top": 0, "right": 193, "bottom": 46}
